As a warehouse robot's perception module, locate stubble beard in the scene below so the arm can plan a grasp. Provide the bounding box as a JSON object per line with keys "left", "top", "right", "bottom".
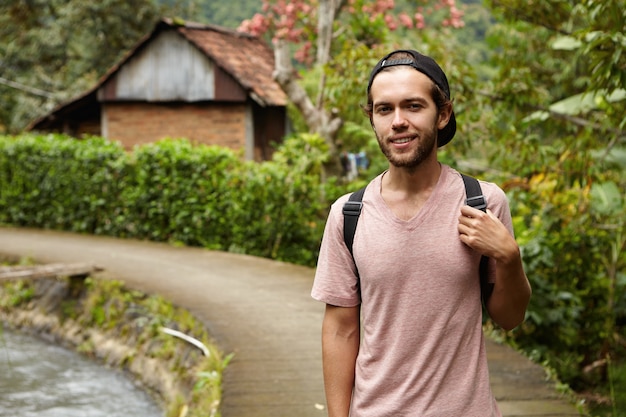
{"left": 377, "top": 128, "right": 438, "bottom": 172}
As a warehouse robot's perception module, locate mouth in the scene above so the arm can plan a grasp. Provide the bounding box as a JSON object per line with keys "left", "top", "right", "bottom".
{"left": 389, "top": 135, "right": 416, "bottom": 145}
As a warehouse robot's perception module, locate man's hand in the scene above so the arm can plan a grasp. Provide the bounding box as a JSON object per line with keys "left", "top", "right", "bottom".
{"left": 458, "top": 206, "right": 518, "bottom": 264}
{"left": 458, "top": 205, "right": 531, "bottom": 330}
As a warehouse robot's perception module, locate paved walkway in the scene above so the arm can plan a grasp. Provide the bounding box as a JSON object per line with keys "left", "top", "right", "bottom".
{"left": 0, "top": 227, "right": 581, "bottom": 417}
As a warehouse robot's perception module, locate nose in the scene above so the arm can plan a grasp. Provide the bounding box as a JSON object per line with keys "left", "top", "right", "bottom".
{"left": 391, "top": 109, "right": 408, "bottom": 129}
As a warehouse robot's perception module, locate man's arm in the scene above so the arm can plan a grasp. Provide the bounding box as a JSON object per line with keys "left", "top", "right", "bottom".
{"left": 321, "top": 304, "right": 360, "bottom": 417}
{"left": 484, "top": 241, "right": 531, "bottom": 330}
{"left": 458, "top": 206, "right": 531, "bottom": 330}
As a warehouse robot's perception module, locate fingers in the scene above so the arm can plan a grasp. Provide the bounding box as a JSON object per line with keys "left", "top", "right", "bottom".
{"left": 459, "top": 206, "right": 515, "bottom": 260}
{"left": 458, "top": 206, "right": 486, "bottom": 230}
{"left": 459, "top": 207, "right": 498, "bottom": 226}
{"left": 458, "top": 208, "right": 500, "bottom": 254}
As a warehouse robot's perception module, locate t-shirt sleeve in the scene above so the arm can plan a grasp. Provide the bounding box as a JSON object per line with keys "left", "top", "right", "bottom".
{"left": 311, "top": 195, "right": 362, "bottom": 307}
{"left": 483, "top": 181, "right": 514, "bottom": 234}
{"left": 482, "top": 181, "right": 515, "bottom": 284}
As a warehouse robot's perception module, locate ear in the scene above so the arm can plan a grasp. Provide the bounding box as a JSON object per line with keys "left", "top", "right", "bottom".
{"left": 437, "top": 103, "right": 453, "bottom": 130}
{"left": 370, "top": 117, "right": 376, "bottom": 132}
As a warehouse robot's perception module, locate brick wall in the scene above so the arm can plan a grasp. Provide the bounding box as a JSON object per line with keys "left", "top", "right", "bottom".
{"left": 76, "top": 119, "right": 101, "bottom": 137}
{"left": 104, "top": 102, "right": 248, "bottom": 150}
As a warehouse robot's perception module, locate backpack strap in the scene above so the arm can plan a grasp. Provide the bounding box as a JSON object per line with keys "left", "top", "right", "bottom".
{"left": 461, "top": 174, "right": 487, "bottom": 212}
{"left": 342, "top": 174, "right": 494, "bottom": 303}
{"left": 461, "top": 174, "right": 494, "bottom": 303}
{"left": 342, "top": 186, "right": 366, "bottom": 257}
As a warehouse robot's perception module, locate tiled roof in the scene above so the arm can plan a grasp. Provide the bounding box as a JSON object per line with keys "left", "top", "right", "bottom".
{"left": 173, "top": 20, "right": 287, "bottom": 106}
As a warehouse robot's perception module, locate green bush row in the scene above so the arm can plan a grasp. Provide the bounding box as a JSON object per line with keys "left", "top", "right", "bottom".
{"left": 0, "top": 133, "right": 342, "bottom": 267}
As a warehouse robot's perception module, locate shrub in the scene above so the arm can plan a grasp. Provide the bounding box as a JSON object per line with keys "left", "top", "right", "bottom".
{"left": 0, "top": 133, "right": 336, "bottom": 266}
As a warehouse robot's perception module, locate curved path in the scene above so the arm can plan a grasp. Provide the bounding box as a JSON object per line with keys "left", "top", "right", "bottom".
{"left": 0, "top": 227, "right": 580, "bottom": 417}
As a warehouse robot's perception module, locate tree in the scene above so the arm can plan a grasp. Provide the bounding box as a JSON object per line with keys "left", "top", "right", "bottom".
{"left": 483, "top": 0, "right": 626, "bottom": 393}
{"left": 0, "top": 0, "right": 176, "bottom": 133}
{"left": 237, "top": 0, "right": 466, "bottom": 166}
{"left": 156, "top": 0, "right": 263, "bottom": 29}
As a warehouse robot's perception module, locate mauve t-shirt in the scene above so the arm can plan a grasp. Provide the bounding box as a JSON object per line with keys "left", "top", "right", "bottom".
{"left": 312, "top": 165, "right": 511, "bottom": 417}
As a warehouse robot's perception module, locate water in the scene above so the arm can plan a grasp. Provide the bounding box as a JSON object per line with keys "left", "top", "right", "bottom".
{"left": 0, "top": 327, "right": 163, "bottom": 417}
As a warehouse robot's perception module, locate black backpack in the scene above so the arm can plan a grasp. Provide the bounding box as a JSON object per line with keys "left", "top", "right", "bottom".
{"left": 342, "top": 174, "right": 494, "bottom": 304}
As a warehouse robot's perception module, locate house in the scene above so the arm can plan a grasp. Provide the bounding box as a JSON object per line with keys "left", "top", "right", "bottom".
{"left": 28, "top": 18, "right": 288, "bottom": 161}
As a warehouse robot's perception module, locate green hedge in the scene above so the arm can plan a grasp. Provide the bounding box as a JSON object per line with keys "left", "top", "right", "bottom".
{"left": 0, "top": 133, "right": 340, "bottom": 266}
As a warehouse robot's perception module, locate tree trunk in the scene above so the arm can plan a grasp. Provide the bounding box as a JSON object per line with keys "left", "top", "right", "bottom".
{"left": 272, "top": 1, "right": 346, "bottom": 175}
{"left": 273, "top": 40, "right": 343, "bottom": 160}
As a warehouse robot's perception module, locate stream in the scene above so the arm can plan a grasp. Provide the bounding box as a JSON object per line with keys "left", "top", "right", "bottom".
{"left": 0, "top": 327, "right": 163, "bottom": 417}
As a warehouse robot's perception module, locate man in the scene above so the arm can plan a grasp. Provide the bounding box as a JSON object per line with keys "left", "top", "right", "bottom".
{"left": 311, "top": 50, "right": 531, "bottom": 416}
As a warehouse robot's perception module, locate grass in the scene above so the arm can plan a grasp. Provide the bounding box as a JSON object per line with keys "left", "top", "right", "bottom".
{"left": 586, "top": 358, "right": 626, "bottom": 417}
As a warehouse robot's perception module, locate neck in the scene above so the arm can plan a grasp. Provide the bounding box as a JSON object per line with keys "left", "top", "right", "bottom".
{"left": 383, "top": 159, "right": 442, "bottom": 193}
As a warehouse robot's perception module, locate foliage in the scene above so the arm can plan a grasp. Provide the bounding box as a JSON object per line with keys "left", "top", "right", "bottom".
{"left": 0, "top": 0, "right": 190, "bottom": 134}
{"left": 483, "top": 0, "right": 626, "bottom": 395}
{"left": 0, "top": 280, "right": 34, "bottom": 307}
{"left": 117, "top": 140, "right": 241, "bottom": 247}
{"left": 0, "top": 133, "right": 335, "bottom": 267}
{"left": 239, "top": 0, "right": 465, "bottom": 63}
{"left": 593, "top": 358, "right": 626, "bottom": 417}
{"left": 508, "top": 173, "right": 626, "bottom": 388}
{"left": 0, "top": 134, "right": 128, "bottom": 231}
{"left": 236, "top": 0, "right": 469, "bottom": 170}
{"left": 156, "top": 0, "right": 262, "bottom": 29}
{"left": 228, "top": 133, "right": 333, "bottom": 264}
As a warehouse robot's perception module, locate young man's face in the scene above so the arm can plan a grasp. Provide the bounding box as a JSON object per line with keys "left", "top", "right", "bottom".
{"left": 370, "top": 67, "right": 451, "bottom": 169}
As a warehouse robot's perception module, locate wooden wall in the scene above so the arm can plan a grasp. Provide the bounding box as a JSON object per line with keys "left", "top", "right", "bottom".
{"left": 98, "top": 30, "right": 246, "bottom": 103}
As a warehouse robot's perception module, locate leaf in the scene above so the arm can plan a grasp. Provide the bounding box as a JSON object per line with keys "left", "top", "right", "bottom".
{"left": 590, "top": 181, "right": 623, "bottom": 216}
{"left": 605, "top": 147, "right": 626, "bottom": 167}
{"left": 551, "top": 36, "right": 582, "bottom": 51}
{"left": 551, "top": 89, "right": 625, "bottom": 115}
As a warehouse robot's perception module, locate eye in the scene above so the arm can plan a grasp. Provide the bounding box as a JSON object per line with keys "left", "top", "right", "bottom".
{"left": 408, "top": 102, "right": 423, "bottom": 110}
{"left": 375, "top": 105, "right": 392, "bottom": 114}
